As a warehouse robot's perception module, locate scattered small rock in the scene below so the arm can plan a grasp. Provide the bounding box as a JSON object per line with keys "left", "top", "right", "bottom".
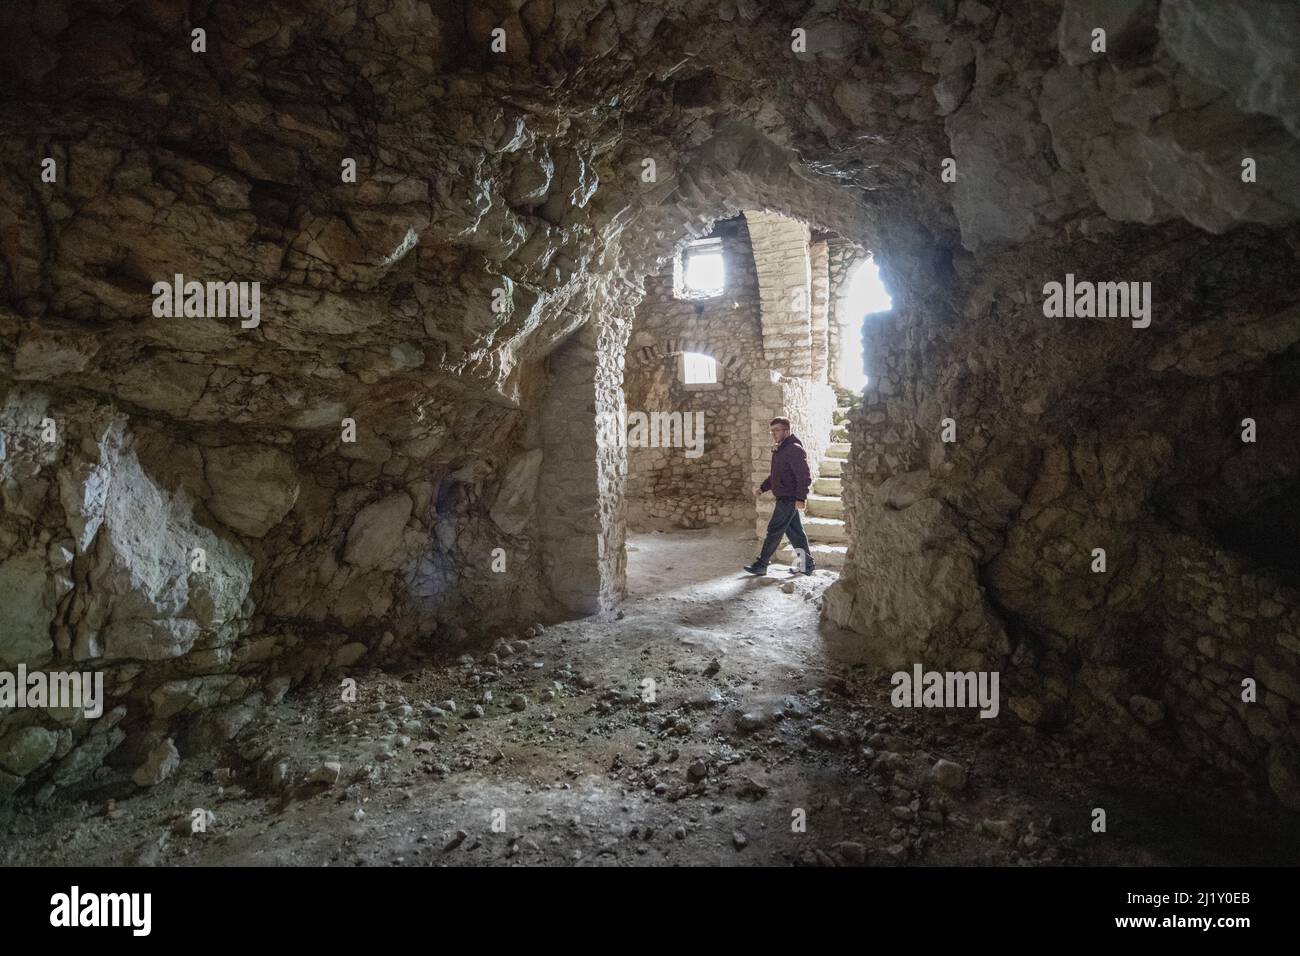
{"left": 931, "top": 758, "right": 967, "bottom": 790}
{"left": 982, "top": 819, "right": 1015, "bottom": 841}
{"left": 810, "top": 725, "right": 839, "bottom": 747}
{"left": 306, "top": 762, "right": 342, "bottom": 787}
{"left": 132, "top": 738, "right": 181, "bottom": 788}
{"left": 835, "top": 841, "right": 867, "bottom": 864}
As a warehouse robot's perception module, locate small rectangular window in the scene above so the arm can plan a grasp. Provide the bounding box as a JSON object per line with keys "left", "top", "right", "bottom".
{"left": 681, "top": 239, "right": 724, "bottom": 297}
{"left": 682, "top": 352, "right": 718, "bottom": 384}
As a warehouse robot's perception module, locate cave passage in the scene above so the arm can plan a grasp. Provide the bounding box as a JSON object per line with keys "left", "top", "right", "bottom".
{"left": 1, "top": 0, "right": 1299, "bottom": 873}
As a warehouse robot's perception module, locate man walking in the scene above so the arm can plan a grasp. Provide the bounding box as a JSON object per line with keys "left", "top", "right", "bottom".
{"left": 744, "top": 417, "right": 815, "bottom": 575}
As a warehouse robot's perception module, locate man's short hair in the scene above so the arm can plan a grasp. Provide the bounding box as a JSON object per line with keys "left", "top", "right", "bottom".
{"left": 769, "top": 417, "right": 791, "bottom": 429}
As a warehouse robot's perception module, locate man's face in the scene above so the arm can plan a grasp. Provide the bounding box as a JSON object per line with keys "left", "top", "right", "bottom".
{"left": 770, "top": 424, "right": 789, "bottom": 443}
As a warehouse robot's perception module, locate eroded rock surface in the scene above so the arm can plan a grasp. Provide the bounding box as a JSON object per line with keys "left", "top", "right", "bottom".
{"left": 0, "top": 0, "right": 1296, "bottom": 821}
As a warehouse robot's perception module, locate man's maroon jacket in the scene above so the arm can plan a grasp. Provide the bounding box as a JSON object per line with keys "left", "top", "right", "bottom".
{"left": 760, "top": 434, "right": 812, "bottom": 502}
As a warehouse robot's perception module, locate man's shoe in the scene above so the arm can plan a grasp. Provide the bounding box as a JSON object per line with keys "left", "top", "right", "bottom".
{"left": 743, "top": 562, "right": 768, "bottom": 575}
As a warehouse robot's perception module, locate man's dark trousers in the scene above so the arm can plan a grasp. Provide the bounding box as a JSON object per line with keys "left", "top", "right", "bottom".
{"left": 757, "top": 497, "right": 813, "bottom": 569}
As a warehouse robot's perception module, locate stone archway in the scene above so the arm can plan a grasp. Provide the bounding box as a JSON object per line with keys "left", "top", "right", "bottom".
{"left": 628, "top": 341, "right": 752, "bottom": 383}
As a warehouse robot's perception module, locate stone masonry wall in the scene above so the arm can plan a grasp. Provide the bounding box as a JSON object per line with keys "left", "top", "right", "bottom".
{"left": 539, "top": 286, "right": 633, "bottom": 618}
{"left": 624, "top": 223, "right": 762, "bottom": 529}
{"left": 810, "top": 240, "right": 830, "bottom": 384}
{"left": 624, "top": 363, "right": 754, "bottom": 529}
{"left": 745, "top": 210, "right": 813, "bottom": 379}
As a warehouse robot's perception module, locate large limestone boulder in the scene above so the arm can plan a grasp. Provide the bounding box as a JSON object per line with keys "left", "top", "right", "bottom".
{"left": 59, "top": 420, "right": 254, "bottom": 662}
{"left": 132, "top": 737, "right": 181, "bottom": 787}
{"left": 0, "top": 725, "right": 59, "bottom": 776}
{"left": 1160, "top": 0, "right": 1300, "bottom": 137}
{"left": 0, "top": 552, "right": 57, "bottom": 665}
{"left": 204, "top": 444, "right": 300, "bottom": 538}
{"left": 945, "top": 87, "right": 1086, "bottom": 252}
{"left": 1039, "top": 65, "right": 1300, "bottom": 233}
{"left": 343, "top": 492, "right": 413, "bottom": 570}
{"left": 823, "top": 496, "right": 1008, "bottom": 666}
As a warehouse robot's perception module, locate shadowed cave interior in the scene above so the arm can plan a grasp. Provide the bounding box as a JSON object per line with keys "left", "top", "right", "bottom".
{"left": 1, "top": 0, "right": 1299, "bottom": 867}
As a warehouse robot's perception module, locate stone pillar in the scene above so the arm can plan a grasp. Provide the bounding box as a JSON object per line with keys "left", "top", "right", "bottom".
{"left": 744, "top": 210, "right": 813, "bottom": 378}
{"left": 809, "top": 239, "right": 830, "bottom": 384}
{"left": 538, "top": 295, "right": 631, "bottom": 617}
{"left": 749, "top": 370, "right": 784, "bottom": 542}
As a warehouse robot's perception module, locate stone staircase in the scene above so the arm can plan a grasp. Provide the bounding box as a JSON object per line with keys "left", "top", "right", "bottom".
{"left": 777, "top": 400, "right": 853, "bottom": 570}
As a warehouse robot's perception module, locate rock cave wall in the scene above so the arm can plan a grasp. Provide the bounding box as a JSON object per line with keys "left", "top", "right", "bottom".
{"left": 0, "top": 0, "right": 1297, "bottom": 810}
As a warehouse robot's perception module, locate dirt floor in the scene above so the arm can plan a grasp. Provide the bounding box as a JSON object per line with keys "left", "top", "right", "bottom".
{"left": 3, "top": 527, "right": 1296, "bottom": 867}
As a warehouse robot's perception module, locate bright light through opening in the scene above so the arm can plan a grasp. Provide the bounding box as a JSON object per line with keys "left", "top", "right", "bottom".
{"left": 839, "top": 256, "right": 892, "bottom": 393}
{"left": 682, "top": 352, "right": 717, "bottom": 384}
{"left": 684, "top": 247, "right": 724, "bottom": 297}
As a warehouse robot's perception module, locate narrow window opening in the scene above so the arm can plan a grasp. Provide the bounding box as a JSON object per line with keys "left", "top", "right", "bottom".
{"left": 681, "top": 352, "right": 718, "bottom": 384}
{"left": 679, "top": 238, "right": 724, "bottom": 298}
{"left": 838, "top": 255, "right": 893, "bottom": 392}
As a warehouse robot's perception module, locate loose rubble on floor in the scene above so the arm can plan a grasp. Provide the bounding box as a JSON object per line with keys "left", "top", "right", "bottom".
{"left": 4, "top": 530, "right": 1291, "bottom": 867}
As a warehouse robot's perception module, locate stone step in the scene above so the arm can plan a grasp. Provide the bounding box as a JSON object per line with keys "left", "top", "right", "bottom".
{"left": 820, "top": 458, "right": 843, "bottom": 477}
{"left": 803, "top": 515, "right": 846, "bottom": 543}
{"left": 827, "top": 442, "right": 851, "bottom": 459}
{"left": 807, "top": 493, "right": 844, "bottom": 519}
{"left": 814, "top": 476, "right": 841, "bottom": 496}
{"left": 776, "top": 543, "right": 847, "bottom": 569}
